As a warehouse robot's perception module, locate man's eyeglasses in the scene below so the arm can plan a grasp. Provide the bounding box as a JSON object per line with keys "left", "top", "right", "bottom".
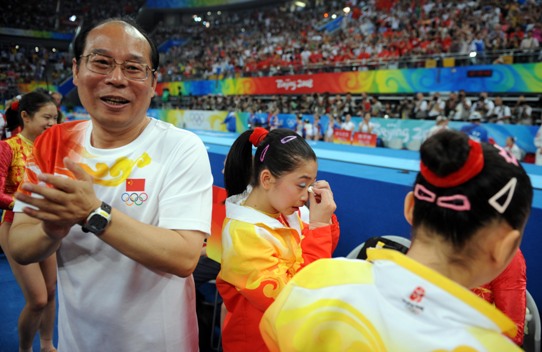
{"left": 80, "top": 53, "right": 155, "bottom": 81}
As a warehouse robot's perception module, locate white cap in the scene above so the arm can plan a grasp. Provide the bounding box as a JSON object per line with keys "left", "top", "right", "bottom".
{"left": 469, "top": 112, "right": 482, "bottom": 120}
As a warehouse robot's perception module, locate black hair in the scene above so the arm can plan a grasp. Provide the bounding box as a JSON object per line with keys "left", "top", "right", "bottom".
{"left": 413, "top": 130, "right": 533, "bottom": 249}
{"left": 224, "top": 128, "right": 317, "bottom": 197}
{"left": 4, "top": 104, "right": 22, "bottom": 132}
{"left": 73, "top": 17, "right": 159, "bottom": 71}
{"left": 18, "top": 91, "right": 56, "bottom": 127}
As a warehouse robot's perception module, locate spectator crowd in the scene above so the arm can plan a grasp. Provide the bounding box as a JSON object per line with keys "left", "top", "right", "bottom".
{"left": 0, "top": 0, "right": 541, "bottom": 127}
{"left": 154, "top": 0, "right": 542, "bottom": 81}
{"left": 1, "top": 0, "right": 542, "bottom": 86}
{"left": 178, "top": 91, "right": 540, "bottom": 126}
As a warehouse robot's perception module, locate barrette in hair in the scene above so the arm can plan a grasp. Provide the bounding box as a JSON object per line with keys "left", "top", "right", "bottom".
{"left": 420, "top": 139, "right": 484, "bottom": 188}
{"left": 260, "top": 144, "right": 270, "bottom": 162}
{"left": 281, "top": 135, "right": 297, "bottom": 144}
{"left": 249, "top": 127, "right": 269, "bottom": 147}
{"left": 488, "top": 177, "right": 517, "bottom": 214}
{"left": 493, "top": 144, "right": 519, "bottom": 167}
{"left": 414, "top": 184, "right": 471, "bottom": 211}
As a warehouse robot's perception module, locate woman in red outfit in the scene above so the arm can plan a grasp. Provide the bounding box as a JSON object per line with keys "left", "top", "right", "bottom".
{"left": 472, "top": 249, "right": 526, "bottom": 346}
{"left": 0, "top": 91, "right": 58, "bottom": 352}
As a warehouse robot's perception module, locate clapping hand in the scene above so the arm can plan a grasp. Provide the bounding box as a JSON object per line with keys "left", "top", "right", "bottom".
{"left": 15, "top": 157, "right": 101, "bottom": 240}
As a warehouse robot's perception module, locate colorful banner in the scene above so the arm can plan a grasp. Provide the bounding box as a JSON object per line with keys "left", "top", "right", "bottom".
{"left": 15, "top": 63, "right": 542, "bottom": 98}
{"left": 157, "top": 63, "right": 542, "bottom": 96}
{"left": 16, "top": 82, "right": 54, "bottom": 94}
{"left": 145, "top": 109, "right": 248, "bottom": 133}
{"left": 333, "top": 130, "right": 352, "bottom": 144}
{"left": 352, "top": 132, "right": 377, "bottom": 147}
{"left": 371, "top": 118, "right": 539, "bottom": 153}
{"left": 0, "top": 27, "right": 74, "bottom": 40}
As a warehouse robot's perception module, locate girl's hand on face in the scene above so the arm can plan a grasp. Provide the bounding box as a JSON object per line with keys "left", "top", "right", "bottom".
{"left": 308, "top": 180, "right": 336, "bottom": 229}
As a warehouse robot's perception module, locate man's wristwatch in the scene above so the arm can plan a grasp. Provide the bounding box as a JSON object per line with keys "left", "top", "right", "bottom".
{"left": 81, "top": 201, "right": 112, "bottom": 235}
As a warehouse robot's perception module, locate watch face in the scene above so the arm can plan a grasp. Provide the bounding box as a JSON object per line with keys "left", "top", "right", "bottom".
{"left": 88, "top": 214, "right": 108, "bottom": 232}
{"left": 82, "top": 202, "right": 111, "bottom": 235}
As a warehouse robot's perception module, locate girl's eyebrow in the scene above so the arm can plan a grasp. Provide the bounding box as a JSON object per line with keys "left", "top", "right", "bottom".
{"left": 298, "top": 175, "right": 315, "bottom": 181}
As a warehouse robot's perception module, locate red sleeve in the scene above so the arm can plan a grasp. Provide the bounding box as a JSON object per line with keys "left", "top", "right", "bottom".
{"left": 300, "top": 214, "right": 340, "bottom": 268}
{"left": 490, "top": 249, "right": 526, "bottom": 346}
{"left": 0, "top": 141, "right": 14, "bottom": 209}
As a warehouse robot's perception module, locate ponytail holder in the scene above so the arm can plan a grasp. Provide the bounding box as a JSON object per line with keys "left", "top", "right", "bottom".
{"left": 420, "top": 139, "right": 484, "bottom": 188}
{"left": 10, "top": 100, "right": 19, "bottom": 112}
{"left": 249, "top": 127, "right": 269, "bottom": 147}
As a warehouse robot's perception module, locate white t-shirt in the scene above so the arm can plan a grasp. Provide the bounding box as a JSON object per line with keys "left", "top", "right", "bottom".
{"left": 304, "top": 122, "right": 314, "bottom": 138}
{"left": 427, "top": 124, "right": 449, "bottom": 139}
{"left": 358, "top": 121, "right": 375, "bottom": 133}
{"left": 535, "top": 125, "right": 542, "bottom": 166}
{"left": 489, "top": 104, "right": 512, "bottom": 123}
{"left": 428, "top": 99, "right": 445, "bottom": 118}
{"left": 341, "top": 120, "right": 356, "bottom": 132}
{"left": 505, "top": 143, "right": 523, "bottom": 161}
{"left": 15, "top": 118, "right": 213, "bottom": 352}
{"left": 453, "top": 98, "right": 472, "bottom": 120}
{"left": 0, "top": 112, "right": 5, "bottom": 139}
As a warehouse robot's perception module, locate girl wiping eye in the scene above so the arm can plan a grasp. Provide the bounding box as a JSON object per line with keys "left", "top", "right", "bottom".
{"left": 218, "top": 127, "right": 340, "bottom": 352}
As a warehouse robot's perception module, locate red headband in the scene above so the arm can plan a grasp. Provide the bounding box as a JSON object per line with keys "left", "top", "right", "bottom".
{"left": 249, "top": 127, "right": 269, "bottom": 147}
{"left": 420, "top": 139, "right": 484, "bottom": 188}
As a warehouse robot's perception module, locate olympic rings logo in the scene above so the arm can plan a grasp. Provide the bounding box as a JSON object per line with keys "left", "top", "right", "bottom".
{"left": 188, "top": 112, "right": 205, "bottom": 126}
{"left": 121, "top": 192, "right": 148, "bottom": 206}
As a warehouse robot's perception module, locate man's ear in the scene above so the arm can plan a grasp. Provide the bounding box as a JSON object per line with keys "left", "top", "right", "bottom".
{"left": 72, "top": 58, "right": 79, "bottom": 86}
{"left": 260, "top": 169, "right": 274, "bottom": 190}
{"left": 404, "top": 191, "right": 415, "bottom": 225}
{"left": 150, "top": 72, "right": 158, "bottom": 96}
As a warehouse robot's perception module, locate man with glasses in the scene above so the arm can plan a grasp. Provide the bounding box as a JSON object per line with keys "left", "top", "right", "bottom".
{"left": 9, "top": 17, "right": 213, "bottom": 352}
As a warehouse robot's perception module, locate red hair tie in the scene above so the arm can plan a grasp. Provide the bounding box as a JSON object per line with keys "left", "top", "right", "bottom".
{"left": 10, "top": 100, "right": 19, "bottom": 112}
{"left": 420, "top": 139, "right": 484, "bottom": 188}
{"left": 249, "top": 127, "right": 269, "bottom": 147}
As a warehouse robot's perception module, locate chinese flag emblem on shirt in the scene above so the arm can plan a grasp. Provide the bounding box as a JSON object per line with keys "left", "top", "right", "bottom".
{"left": 126, "top": 178, "right": 145, "bottom": 192}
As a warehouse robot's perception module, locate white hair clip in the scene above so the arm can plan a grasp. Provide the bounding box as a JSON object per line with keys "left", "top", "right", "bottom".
{"left": 488, "top": 177, "right": 517, "bottom": 214}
